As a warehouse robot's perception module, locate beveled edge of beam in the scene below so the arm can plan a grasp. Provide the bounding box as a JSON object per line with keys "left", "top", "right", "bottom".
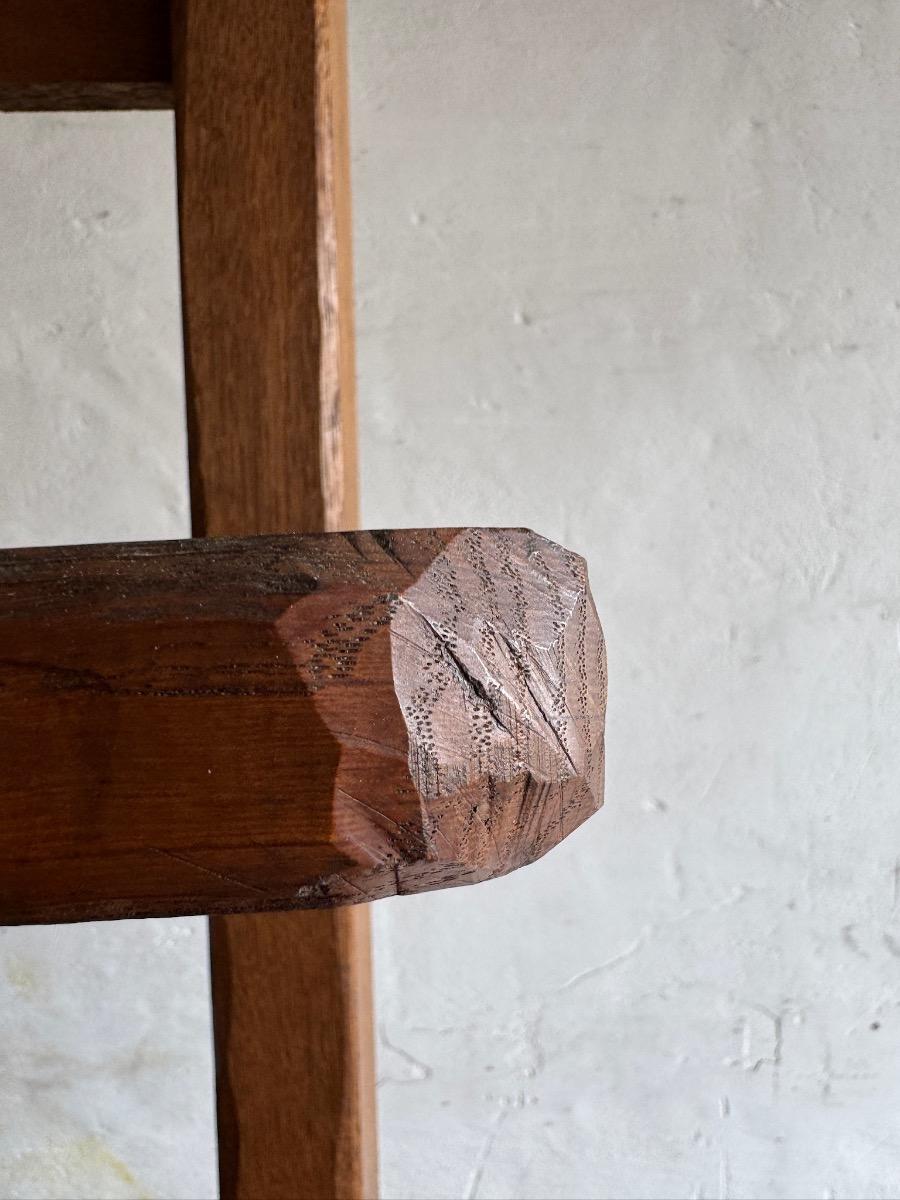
{"left": 0, "top": 81, "right": 172, "bottom": 111}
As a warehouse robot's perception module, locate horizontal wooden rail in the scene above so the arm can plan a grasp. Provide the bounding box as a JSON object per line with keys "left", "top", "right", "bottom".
{"left": 0, "top": 528, "right": 606, "bottom": 926}
{"left": 0, "top": 0, "right": 172, "bottom": 110}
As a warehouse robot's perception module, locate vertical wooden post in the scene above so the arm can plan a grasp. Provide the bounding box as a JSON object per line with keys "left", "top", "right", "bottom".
{"left": 172, "top": 2, "right": 376, "bottom": 1197}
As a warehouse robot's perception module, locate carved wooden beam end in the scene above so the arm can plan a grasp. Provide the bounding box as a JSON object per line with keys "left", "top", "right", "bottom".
{"left": 302, "top": 527, "right": 606, "bottom": 906}
{"left": 0, "top": 529, "right": 606, "bottom": 924}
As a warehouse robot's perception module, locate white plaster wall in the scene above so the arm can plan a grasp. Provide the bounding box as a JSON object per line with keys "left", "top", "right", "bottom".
{"left": 350, "top": 2, "right": 900, "bottom": 1198}
{"left": 2, "top": 3, "right": 900, "bottom": 1198}
{"left": 0, "top": 114, "right": 215, "bottom": 1200}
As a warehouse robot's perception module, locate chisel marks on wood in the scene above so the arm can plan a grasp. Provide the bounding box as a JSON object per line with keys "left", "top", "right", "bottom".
{"left": 280, "top": 528, "right": 606, "bottom": 908}
{"left": 391, "top": 528, "right": 606, "bottom": 890}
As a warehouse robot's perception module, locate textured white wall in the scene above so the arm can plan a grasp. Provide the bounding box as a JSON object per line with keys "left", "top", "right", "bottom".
{"left": 0, "top": 115, "right": 215, "bottom": 1200}
{"left": 2, "top": 3, "right": 900, "bottom": 1198}
{"left": 350, "top": 3, "right": 900, "bottom": 1199}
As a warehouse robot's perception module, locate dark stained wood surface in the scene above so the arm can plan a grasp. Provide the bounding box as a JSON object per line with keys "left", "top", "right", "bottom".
{"left": 171, "top": 2, "right": 370, "bottom": 1194}
{"left": 0, "top": 0, "right": 172, "bottom": 110}
{"left": 0, "top": 528, "right": 606, "bottom": 925}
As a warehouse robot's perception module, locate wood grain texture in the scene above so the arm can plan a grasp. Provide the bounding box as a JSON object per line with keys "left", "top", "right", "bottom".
{"left": 211, "top": 905, "right": 374, "bottom": 1200}
{"left": 171, "top": 2, "right": 369, "bottom": 1195}
{"left": 0, "top": 528, "right": 606, "bottom": 924}
{"left": 173, "top": 0, "right": 355, "bottom": 537}
{"left": 0, "top": 0, "right": 171, "bottom": 110}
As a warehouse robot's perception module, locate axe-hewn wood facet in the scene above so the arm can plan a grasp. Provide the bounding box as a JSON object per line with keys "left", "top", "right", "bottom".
{"left": 0, "top": 528, "right": 606, "bottom": 924}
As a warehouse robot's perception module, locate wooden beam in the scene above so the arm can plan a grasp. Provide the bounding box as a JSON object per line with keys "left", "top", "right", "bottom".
{"left": 171, "top": 2, "right": 372, "bottom": 1196}
{"left": 0, "top": 528, "right": 606, "bottom": 926}
{"left": 0, "top": 0, "right": 172, "bottom": 111}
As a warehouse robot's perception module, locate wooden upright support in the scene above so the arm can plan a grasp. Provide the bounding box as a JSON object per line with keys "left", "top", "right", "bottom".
{"left": 171, "top": 2, "right": 373, "bottom": 1196}
{"left": 0, "top": 2, "right": 374, "bottom": 1192}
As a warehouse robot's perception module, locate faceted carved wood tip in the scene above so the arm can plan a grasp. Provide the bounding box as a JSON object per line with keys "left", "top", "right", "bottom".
{"left": 294, "top": 527, "right": 607, "bottom": 905}
{"left": 0, "top": 528, "right": 605, "bottom": 923}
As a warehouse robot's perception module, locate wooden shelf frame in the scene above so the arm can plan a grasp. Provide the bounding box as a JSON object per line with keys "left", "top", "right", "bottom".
{"left": 0, "top": 2, "right": 377, "bottom": 1197}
